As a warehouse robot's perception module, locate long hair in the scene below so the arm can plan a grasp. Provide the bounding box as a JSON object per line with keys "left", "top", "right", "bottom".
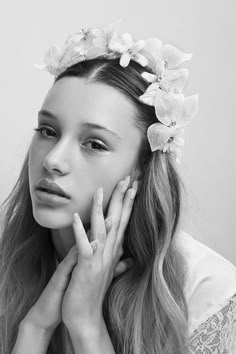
{"left": 0, "top": 57, "right": 190, "bottom": 353}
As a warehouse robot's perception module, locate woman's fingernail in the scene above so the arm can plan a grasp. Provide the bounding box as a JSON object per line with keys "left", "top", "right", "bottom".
{"left": 91, "top": 241, "right": 97, "bottom": 252}
{"left": 129, "top": 188, "right": 137, "bottom": 199}
{"left": 132, "top": 180, "right": 139, "bottom": 191}
{"left": 97, "top": 187, "right": 103, "bottom": 206}
{"left": 120, "top": 175, "right": 130, "bottom": 192}
{"left": 74, "top": 212, "right": 82, "bottom": 226}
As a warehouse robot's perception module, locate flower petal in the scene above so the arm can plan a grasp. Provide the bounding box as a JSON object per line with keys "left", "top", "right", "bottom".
{"left": 139, "top": 83, "right": 159, "bottom": 106}
{"left": 163, "top": 68, "right": 189, "bottom": 93}
{"left": 176, "top": 94, "right": 199, "bottom": 128}
{"left": 162, "top": 44, "right": 192, "bottom": 69}
{"left": 147, "top": 123, "right": 175, "bottom": 152}
{"left": 143, "top": 38, "right": 163, "bottom": 59}
{"left": 92, "top": 36, "right": 107, "bottom": 49}
{"left": 86, "top": 45, "right": 107, "bottom": 59}
{"left": 173, "top": 128, "right": 185, "bottom": 146}
{"left": 154, "top": 58, "right": 166, "bottom": 78}
{"left": 108, "top": 32, "right": 126, "bottom": 52}
{"left": 120, "top": 52, "right": 131, "bottom": 67}
{"left": 141, "top": 72, "right": 157, "bottom": 83}
{"left": 134, "top": 39, "right": 146, "bottom": 52}
{"left": 141, "top": 38, "right": 163, "bottom": 72}
{"left": 122, "top": 33, "right": 134, "bottom": 47}
{"left": 65, "top": 32, "right": 85, "bottom": 45}
{"left": 133, "top": 54, "right": 149, "bottom": 67}
{"left": 46, "top": 44, "right": 62, "bottom": 67}
{"left": 154, "top": 91, "right": 183, "bottom": 126}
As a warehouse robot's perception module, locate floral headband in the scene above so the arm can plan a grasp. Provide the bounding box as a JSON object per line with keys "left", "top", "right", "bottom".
{"left": 34, "top": 21, "right": 199, "bottom": 164}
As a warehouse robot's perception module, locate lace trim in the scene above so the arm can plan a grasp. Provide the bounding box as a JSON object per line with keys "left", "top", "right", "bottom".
{"left": 189, "top": 292, "right": 236, "bottom": 353}
{"left": 189, "top": 292, "right": 236, "bottom": 334}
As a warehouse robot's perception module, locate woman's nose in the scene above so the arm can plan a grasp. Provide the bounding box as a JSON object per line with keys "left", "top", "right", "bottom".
{"left": 43, "top": 143, "right": 70, "bottom": 174}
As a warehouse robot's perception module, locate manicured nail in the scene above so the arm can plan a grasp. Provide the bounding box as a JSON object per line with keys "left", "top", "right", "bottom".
{"left": 97, "top": 187, "right": 103, "bottom": 206}
{"left": 132, "top": 180, "right": 138, "bottom": 190}
{"left": 129, "top": 188, "right": 137, "bottom": 199}
{"left": 120, "top": 175, "right": 130, "bottom": 192}
{"left": 74, "top": 212, "right": 82, "bottom": 225}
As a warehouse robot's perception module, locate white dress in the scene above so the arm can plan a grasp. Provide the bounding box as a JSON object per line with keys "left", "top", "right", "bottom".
{"left": 175, "top": 229, "right": 236, "bottom": 353}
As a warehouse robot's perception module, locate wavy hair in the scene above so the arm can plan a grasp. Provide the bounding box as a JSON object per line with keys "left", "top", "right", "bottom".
{"left": 0, "top": 57, "right": 190, "bottom": 353}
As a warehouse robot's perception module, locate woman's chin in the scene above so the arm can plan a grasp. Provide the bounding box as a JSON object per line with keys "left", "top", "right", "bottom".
{"left": 33, "top": 209, "right": 73, "bottom": 229}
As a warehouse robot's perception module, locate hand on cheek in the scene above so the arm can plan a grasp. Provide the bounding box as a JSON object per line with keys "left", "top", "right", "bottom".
{"left": 61, "top": 175, "right": 139, "bottom": 328}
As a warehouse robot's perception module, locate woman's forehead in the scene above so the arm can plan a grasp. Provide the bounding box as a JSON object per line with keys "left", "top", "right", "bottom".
{"left": 41, "top": 77, "right": 139, "bottom": 138}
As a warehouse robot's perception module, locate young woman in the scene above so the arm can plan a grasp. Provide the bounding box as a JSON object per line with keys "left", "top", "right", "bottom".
{"left": 1, "top": 24, "right": 236, "bottom": 354}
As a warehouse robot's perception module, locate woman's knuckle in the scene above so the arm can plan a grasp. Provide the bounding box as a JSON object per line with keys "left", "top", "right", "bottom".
{"left": 83, "top": 249, "right": 93, "bottom": 259}
{"left": 97, "top": 231, "right": 106, "bottom": 241}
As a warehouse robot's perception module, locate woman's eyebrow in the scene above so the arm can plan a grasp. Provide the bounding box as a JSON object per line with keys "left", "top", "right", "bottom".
{"left": 38, "top": 109, "right": 122, "bottom": 141}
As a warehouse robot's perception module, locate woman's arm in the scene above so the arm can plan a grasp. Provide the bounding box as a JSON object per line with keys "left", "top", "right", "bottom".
{"left": 12, "top": 319, "right": 54, "bottom": 354}
{"left": 67, "top": 318, "right": 115, "bottom": 354}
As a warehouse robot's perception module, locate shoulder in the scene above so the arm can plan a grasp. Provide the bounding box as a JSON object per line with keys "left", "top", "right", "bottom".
{"left": 175, "top": 230, "right": 236, "bottom": 328}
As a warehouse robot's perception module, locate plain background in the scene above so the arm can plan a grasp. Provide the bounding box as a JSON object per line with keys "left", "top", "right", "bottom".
{"left": 0, "top": 1, "right": 235, "bottom": 265}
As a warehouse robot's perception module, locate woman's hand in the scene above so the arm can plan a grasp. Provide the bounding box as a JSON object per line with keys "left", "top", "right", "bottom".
{"left": 61, "top": 176, "right": 138, "bottom": 329}
{"left": 22, "top": 243, "right": 79, "bottom": 334}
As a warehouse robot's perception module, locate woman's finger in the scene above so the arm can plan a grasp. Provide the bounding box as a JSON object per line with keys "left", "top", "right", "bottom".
{"left": 105, "top": 180, "right": 138, "bottom": 258}
{"left": 106, "top": 176, "right": 131, "bottom": 231}
{"left": 73, "top": 213, "right": 93, "bottom": 261}
{"left": 105, "top": 215, "right": 113, "bottom": 232}
{"left": 25, "top": 244, "right": 78, "bottom": 332}
{"left": 104, "top": 176, "right": 131, "bottom": 254}
{"left": 86, "top": 215, "right": 112, "bottom": 243}
{"left": 113, "top": 181, "right": 138, "bottom": 254}
{"left": 90, "top": 188, "right": 106, "bottom": 250}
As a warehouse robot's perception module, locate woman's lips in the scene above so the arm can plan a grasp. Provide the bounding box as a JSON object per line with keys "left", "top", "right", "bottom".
{"left": 35, "top": 189, "right": 70, "bottom": 206}
{"left": 36, "top": 179, "right": 71, "bottom": 199}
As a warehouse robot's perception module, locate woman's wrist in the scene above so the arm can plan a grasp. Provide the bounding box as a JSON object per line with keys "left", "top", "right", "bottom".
{"left": 12, "top": 319, "right": 54, "bottom": 354}
{"left": 66, "top": 318, "right": 115, "bottom": 354}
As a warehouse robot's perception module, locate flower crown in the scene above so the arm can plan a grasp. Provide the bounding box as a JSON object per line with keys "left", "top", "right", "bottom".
{"left": 34, "top": 21, "right": 199, "bottom": 164}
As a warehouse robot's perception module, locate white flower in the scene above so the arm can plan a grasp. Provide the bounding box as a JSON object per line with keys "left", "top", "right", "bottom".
{"left": 34, "top": 21, "right": 125, "bottom": 76}
{"left": 140, "top": 85, "right": 199, "bottom": 163}
{"left": 147, "top": 122, "right": 184, "bottom": 163}
{"left": 143, "top": 38, "right": 192, "bottom": 71}
{"left": 92, "top": 20, "right": 123, "bottom": 59}
{"left": 154, "top": 91, "right": 199, "bottom": 128}
{"left": 140, "top": 85, "right": 198, "bottom": 127}
{"left": 141, "top": 67, "right": 189, "bottom": 94}
{"left": 139, "top": 82, "right": 160, "bottom": 106}
{"left": 34, "top": 38, "right": 87, "bottom": 77}
{"left": 34, "top": 43, "right": 86, "bottom": 77}
{"left": 64, "top": 28, "right": 104, "bottom": 61}
{"left": 108, "top": 32, "right": 148, "bottom": 67}
{"left": 141, "top": 38, "right": 192, "bottom": 94}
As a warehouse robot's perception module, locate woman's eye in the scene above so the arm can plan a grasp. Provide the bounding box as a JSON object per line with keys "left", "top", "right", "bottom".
{"left": 33, "top": 126, "right": 108, "bottom": 153}
{"left": 33, "top": 126, "right": 56, "bottom": 138}
{"left": 85, "top": 139, "right": 108, "bottom": 152}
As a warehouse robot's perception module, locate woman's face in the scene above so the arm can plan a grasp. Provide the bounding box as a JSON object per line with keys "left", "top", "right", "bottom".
{"left": 28, "top": 77, "right": 143, "bottom": 229}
